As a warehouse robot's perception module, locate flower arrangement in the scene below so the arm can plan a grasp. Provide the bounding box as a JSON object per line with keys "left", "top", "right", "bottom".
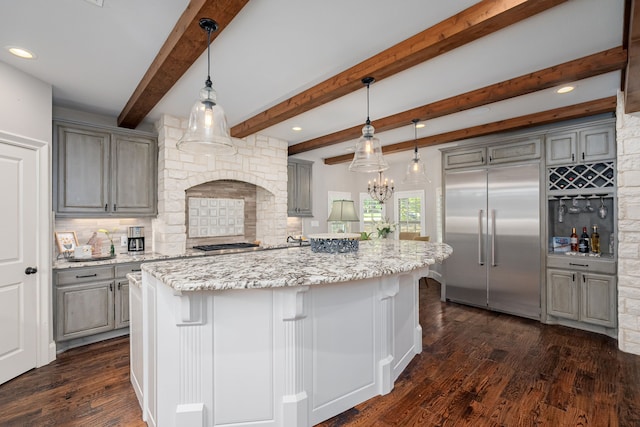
{"left": 98, "top": 228, "right": 117, "bottom": 256}
{"left": 375, "top": 218, "right": 397, "bottom": 238}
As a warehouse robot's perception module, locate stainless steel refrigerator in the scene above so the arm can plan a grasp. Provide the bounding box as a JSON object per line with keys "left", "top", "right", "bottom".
{"left": 444, "top": 163, "right": 541, "bottom": 319}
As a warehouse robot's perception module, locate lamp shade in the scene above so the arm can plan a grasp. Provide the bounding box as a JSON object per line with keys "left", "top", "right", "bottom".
{"left": 402, "top": 150, "right": 430, "bottom": 185}
{"left": 177, "top": 85, "right": 237, "bottom": 156}
{"left": 348, "top": 123, "right": 389, "bottom": 173}
{"left": 327, "top": 200, "right": 360, "bottom": 222}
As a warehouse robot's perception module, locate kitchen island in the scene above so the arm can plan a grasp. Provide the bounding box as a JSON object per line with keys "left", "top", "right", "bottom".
{"left": 134, "top": 239, "right": 452, "bottom": 427}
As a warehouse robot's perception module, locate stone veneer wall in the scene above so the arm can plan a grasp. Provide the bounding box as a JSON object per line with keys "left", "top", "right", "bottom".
{"left": 152, "top": 114, "right": 288, "bottom": 256}
{"left": 616, "top": 91, "right": 640, "bottom": 355}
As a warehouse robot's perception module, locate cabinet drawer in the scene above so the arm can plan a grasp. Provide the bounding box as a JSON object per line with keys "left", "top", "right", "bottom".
{"left": 546, "top": 256, "right": 616, "bottom": 274}
{"left": 55, "top": 265, "right": 114, "bottom": 286}
{"left": 115, "top": 263, "right": 142, "bottom": 278}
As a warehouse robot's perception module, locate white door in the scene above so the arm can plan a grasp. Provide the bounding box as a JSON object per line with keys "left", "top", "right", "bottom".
{"left": 0, "top": 141, "right": 38, "bottom": 384}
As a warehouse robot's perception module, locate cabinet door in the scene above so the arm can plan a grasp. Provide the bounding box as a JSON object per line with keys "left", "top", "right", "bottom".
{"left": 287, "top": 160, "right": 313, "bottom": 217}
{"left": 55, "top": 124, "right": 110, "bottom": 214}
{"left": 546, "top": 269, "right": 578, "bottom": 320}
{"left": 443, "top": 147, "right": 486, "bottom": 169}
{"left": 545, "top": 131, "right": 577, "bottom": 165}
{"left": 579, "top": 125, "right": 615, "bottom": 163}
{"left": 287, "top": 162, "right": 297, "bottom": 216}
{"left": 580, "top": 273, "right": 616, "bottom": 327}
{"left": 111, "top": 134, "right": 157, "bottom": 215}
{"left": 115, "top": 279, "right": 130, "bottom": 329}
{"left": 295, "top": 161, "right": 313, "bottom": 216}
{"left": 488, "top": 138, "right": 541, "bottom": 165}
{"left": 55, "top": 280, "right": 115, "bottom": 341}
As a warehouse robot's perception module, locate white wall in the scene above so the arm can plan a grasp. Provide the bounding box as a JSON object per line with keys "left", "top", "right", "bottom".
{"left": 0, "top": 61, "right": 52, "bottom": 142}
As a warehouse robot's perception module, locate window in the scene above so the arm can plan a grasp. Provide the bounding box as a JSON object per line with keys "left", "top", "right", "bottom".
{"left": 359, "top": 193, "right": 386, "bottom": 234}
{"left": 393, "top": 190, "right": 425, "bottom": 235}
{"left": 327, "top": 191, "right": 352, "bottom": 233}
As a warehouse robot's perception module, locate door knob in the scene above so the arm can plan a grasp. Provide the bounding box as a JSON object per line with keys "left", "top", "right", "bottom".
{"left": 25, "top": 267, "right": 38, "bottom": 275}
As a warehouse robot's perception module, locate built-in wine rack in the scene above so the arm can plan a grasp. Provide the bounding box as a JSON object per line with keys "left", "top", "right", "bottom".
{"left": 548, "top": 162, "right": 615, "bottom": 193}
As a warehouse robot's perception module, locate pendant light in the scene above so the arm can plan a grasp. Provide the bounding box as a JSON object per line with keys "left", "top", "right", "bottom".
{"left": 402, "top": 119, "right": 429, "bottom": 185}
{"left": 177, "top": 18, "right": 237, "bottom": 156}
{"left": 348, "top": 77, "right": 389, "bottom": 173}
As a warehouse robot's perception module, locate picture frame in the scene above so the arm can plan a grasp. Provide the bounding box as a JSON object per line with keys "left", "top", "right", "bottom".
{"left": 55, "top": 231, "right": 79, "bottom": 253}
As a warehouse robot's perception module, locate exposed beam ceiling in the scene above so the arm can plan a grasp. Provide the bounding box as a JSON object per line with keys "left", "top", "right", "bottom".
{"left": 289, "top": 47, "right": 627, "bottom": 156}
{"left": 117, "top": 0, "right": 249, "bottom": 129}
{"left": 625, "top": 0, "right": 640, "bottom": 113}
{"left": 323, "top": 97, "right": 618, "bottom": 165}
{"left": 230, "top": 0, "right": 568, "bottom": 139}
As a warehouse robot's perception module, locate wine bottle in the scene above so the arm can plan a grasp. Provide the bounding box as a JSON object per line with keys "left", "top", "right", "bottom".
{"left": 570, "top": 227, "right": 578, "bottom": 252}
{"left": 579, "top": 226, "right": 590, "bottom": 253}
{"left": 590, "top": 225, "right": 600, "bottom": 254}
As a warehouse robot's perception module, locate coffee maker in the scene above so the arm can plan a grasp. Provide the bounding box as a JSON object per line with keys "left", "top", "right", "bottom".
{"left": 127, "top": 226, "right": 145, "bottom": 253}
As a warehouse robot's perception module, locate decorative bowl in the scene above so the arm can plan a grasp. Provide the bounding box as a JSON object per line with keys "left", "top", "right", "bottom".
{"left": 308, "top": 233, "right": 360, "bottom": 253}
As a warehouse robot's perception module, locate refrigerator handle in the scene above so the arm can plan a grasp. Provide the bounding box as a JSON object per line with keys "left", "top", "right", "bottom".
{"left": 491, "top": 209, "right": 497, "bottom": 267}
{"left": 478, "top": 209, "right": 484, "bottom": 265}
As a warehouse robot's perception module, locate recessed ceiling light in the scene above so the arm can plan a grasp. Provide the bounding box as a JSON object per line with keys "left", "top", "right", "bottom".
{"left": 345, "top": 146, "right": 355, "bottom": 153}
{"left": 6, "top": 46, "right": 36, "bottom": 59}
{"left": 416, "top": 123, "right": 426, "bottom": 129}
{"left": 556, "top": 85, "right": 575, "bottom": 94}
{"left": 292, "top": 126, "right": 302, "bottom": 132}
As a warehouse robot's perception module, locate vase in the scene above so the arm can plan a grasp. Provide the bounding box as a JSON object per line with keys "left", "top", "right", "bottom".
{"left": 380, "top": 231, "right": 389, "bottom": 239}
{"left": 110, "top": 243, "right": 115, "bottom": 256}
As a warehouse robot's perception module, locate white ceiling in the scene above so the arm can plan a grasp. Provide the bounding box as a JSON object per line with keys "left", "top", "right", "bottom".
{"left": 0, "top": 0, "right": 626, "bottom": 161}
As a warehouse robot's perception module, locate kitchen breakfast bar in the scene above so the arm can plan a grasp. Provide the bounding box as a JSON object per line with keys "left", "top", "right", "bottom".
{"left": 130, "top": 240, "right": 452, "bottom": 427}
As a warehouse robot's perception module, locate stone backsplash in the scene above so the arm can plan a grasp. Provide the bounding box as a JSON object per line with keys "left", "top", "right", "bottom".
{"left": 54, "top": 217, "right": 153, "bottom": 258}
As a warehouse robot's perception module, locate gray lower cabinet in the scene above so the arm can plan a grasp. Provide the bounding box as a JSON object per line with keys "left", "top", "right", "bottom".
{"left": 288, "top": 159, "right": 313, "bottom": 217}
{"left": 54, "top": 121, "right": 157, "bottom": 217}
{"left": 547, "top": 267, "right": 616, "bottom": 329}
{"left": 54, "top": 262, "right": 141, "bottom": 343}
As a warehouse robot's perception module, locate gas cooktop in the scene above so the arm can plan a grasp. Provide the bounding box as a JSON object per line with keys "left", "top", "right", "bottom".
{"left": 193, "top": 242, "right": 260, "bottom": 253}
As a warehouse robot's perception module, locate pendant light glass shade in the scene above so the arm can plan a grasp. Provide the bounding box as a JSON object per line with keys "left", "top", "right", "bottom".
{"left": 177, "top": 18, "right": 237, "bottom": 156}
{"left": 402, "top": 119, "right": 429, "bottom": 185}
{"left": 349, "top": 77, "right": 389, "bottom": 173}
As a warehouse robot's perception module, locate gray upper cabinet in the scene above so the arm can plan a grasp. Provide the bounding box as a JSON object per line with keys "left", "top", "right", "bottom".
{"left": 546, "top": 122, "right": 615, "bottom": 166}
{"left": 54, "top": 121, "right": 157, "bottom": 217}
{"left": 443, "top": 138, "right": 541, "bottom": 170}
{"left": 487, "top": 138, "right": 541, "bottom": 165}
{"left": 111, "top": 134, "right": 156, "bottom": 215}
{"left": 443, "top": 147, "right": 486, "bottom": 169}
{"left": 288, "top": 159, "right": 313, "bottom": 217}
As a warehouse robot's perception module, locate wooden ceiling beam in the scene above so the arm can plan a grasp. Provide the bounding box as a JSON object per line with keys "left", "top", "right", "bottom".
{"left": 323, "top": 97, "right": 617, "bottom": 165}
{"left": 625, "top": 0, "right": 640, "bottom": 113}
{"left": 290, "top": 47, "right": 627, "bottom": 156}
{"left": 117, "top": 0, "right": 249, "bottom": 129}
{"left": 231, "top": 0, "right": 568, "bottom": 138}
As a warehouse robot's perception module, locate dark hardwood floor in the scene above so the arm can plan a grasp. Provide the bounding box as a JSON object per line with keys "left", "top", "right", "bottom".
{"left": 1, "top": 280, "right": 639, "bottom": 426}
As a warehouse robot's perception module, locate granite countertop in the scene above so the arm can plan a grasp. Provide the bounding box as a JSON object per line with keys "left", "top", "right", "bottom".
{"left": 142, "top": 240, "right": 453, "bottom": 292}
{"left": 52, "top": 250, "right": 205, "bottom": 269}
{"left": 52, "top": 243, "right": 307, "bottom": 269}
{"left": 127, "top": 272, "right": 142, "bottom": 288}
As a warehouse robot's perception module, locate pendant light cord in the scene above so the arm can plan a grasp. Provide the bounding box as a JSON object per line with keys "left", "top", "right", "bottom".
{"left": 206, "top": 26, "right": 212, "bottom": 87}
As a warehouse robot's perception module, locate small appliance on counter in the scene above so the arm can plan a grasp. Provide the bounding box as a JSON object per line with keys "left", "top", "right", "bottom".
{"left": 127, "top": 226, "right": 145, "bottom": 253}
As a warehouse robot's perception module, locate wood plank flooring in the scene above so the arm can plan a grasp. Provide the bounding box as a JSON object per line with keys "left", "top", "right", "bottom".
{"left": 1, "top": 279, "right": 639, "bottom": 426}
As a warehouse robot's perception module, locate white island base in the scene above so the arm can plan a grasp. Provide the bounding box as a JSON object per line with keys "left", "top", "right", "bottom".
{"left": 137, "top": 267, "right": 427, "bottom": 427}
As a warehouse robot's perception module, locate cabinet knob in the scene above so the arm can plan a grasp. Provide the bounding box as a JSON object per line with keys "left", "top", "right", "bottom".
{"left": 25, "top": 266, "right": 38, "bottom": 275}
{"left": 113, "top": 204, "right": 117, "bottom": 211}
